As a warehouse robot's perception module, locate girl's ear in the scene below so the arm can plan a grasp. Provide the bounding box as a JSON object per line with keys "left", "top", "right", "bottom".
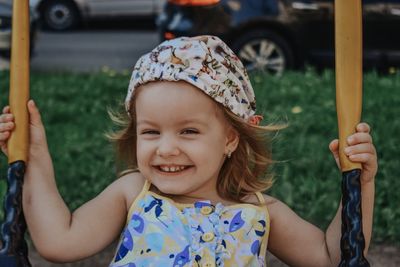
{"left": 225, "top": 127, "right": 239, "bottom": 154}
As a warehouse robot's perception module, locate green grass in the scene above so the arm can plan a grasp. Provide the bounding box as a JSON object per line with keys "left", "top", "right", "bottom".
{"left": 0, "top": 69, "right": 399, "bottom": 244}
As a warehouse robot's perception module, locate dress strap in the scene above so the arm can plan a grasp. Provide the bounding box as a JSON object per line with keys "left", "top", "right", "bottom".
{"left": 255, "top": 191, "right": 266, "bottom": 204}
{"left": 255, "top": 191, "right": 269, "bottom": 259}
{"left": 126, "top": 179, "right": 151, "bottom": 223}
{"left": 143, "top": 179, "right": 151, "bottom": 191}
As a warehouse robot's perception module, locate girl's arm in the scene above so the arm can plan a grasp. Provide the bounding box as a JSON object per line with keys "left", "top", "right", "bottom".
{"left": 267, "top": 123, "right": 376, "bottom": 267}
{"left": 22, "top": 101, "right": 146, "bottom": 262}
{"left": 1, "top": 101, "right": 145, "bottom": 262}
{"left": 325, "top": 122, "right": 376, "bottom": 262}
{"left": 24, "top": 163, "right": 144, "bottom": 263}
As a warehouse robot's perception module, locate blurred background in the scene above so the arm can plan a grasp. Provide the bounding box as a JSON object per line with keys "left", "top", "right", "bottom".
{"left": 1, "top": 0, "right": 400, "bottom": 73}
{"left": 1, "top": 0, "right": 400, "bottom": 266}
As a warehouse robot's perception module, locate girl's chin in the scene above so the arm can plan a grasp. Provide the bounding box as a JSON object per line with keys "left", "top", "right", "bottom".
{"left": 151, "top": 181, "right": 190, "bottom": 196}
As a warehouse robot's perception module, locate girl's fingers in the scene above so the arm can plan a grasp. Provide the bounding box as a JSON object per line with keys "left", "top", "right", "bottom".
{"left": 1, "top": 106, "right": 12, "bottom": 126}
{"left": 27, "top": 100, "right": 43, "bottom": 127}
{"left": 0, "top": 131, "right": 10, "bottom": 142}
{"left": 0, "top": 121, "right": 14, "bottom": 132}
{"left": 356, "top": 122, "right": 371, "bottom": 133}
{"left": 329, "top": 139, "right": 339, "bottom": 152}
{"left": 0, "top": 113, "right": 14, "bottom": 123}
{"left": 329, "top": 139, "right": 340, "bottom": 168}
{"left": 0, "top": 135, "right": 8, "bottom": 154}
{"left": 347, "top": 132, "right": 372, "bottom": 146}
{"left": 344, "top": 143, "right": 376, "bottom": 157}
{"left": 347, "top": 153, "right": 375, "bottom": 163}
{"left": 2, "top": 106, "right": 10, "bottom": 114}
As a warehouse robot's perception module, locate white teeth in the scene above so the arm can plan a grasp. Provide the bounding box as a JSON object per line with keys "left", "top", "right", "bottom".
{"left": 159, "top": 166, "right": 186, "bottom": 172}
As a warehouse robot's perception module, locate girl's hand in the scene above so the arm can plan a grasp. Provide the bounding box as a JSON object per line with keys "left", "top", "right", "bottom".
{"left": 0, "top": 105, "right": 14, "bottom": 155}
{"left": 0, "top": 100, "right": 49, "bottom": 157}
{"left": 329, "top": 122, "right": 377, "bottom": 184}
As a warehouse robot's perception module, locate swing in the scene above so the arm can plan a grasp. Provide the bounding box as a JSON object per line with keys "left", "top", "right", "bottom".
{"left": 0, "top": 0, "right": 370, "bottom": 266}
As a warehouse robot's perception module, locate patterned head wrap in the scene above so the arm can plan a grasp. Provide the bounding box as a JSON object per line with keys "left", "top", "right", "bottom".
{"left": 125, "top": 35, "right": 257, "bottom": 120}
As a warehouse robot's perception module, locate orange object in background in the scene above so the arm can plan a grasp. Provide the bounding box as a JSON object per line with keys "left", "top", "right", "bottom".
{"left": 164, "top": 32, "right": 176, "bottom": 40}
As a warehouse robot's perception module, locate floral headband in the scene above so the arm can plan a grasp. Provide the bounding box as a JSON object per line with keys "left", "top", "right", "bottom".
{"left": 125, "top": 35, "right": 262, "bottom": 124}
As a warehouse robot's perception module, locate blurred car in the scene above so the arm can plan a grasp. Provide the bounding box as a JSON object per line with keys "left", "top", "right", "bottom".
{"left": 0, "top": 1, "right": 39, "bottom": 58}
{"left": 157, "top": 0, "right": 400, "bottom": 75}
{"left": 29, "top": 0, "right": 167, "bottom": 31}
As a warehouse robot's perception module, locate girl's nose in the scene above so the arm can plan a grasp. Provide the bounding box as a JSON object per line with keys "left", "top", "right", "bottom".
{"left": 156, "top": 137, "right": 180, "bottom": 157}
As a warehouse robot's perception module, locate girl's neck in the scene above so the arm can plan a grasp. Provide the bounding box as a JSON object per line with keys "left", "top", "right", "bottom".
{"left": 150, "top": 184, "right": 258, "bottom": 206}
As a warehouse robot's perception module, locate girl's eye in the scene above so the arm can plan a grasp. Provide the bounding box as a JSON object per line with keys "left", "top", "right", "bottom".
{"left": 181, "top": 129, "right": 199, "bottom": 135}
{"left": 141, "top": 130, "right": 159, "bottom": 135}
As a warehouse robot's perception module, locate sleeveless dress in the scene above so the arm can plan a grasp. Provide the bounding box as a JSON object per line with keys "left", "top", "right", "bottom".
{"left": 110, "top": 180, "right": 270, "bottom": 267}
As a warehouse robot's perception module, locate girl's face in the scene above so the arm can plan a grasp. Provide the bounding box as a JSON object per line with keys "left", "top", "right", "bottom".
{"left": 135, "top": 81, "right": 238, "bottom": 200}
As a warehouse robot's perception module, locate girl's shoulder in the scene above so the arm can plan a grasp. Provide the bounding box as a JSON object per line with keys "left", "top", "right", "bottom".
{"left": 111, "top": 171, "right": 147, "bottom": 212}
{"left": 260, "top": 193, "right": 278, "bottom": 205}
{"left": 259, "top": 193, "right": 291, "bottom": 223}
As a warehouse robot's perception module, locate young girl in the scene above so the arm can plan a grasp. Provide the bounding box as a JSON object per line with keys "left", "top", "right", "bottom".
{"left": 0, "top": 35, "right": 377, "bottom": 266}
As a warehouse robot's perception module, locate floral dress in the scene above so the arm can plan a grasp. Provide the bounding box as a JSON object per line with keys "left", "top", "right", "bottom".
{"left": 110, "top": 180, "right": 270, "bottom": 267}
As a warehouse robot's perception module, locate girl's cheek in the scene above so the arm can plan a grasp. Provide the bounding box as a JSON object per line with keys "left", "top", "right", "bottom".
{"left": 137, "top": 140, "right": 157, "bottom": 160}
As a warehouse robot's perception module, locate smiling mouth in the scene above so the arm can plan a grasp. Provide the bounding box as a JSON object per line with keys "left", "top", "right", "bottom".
{"left": 155, "top": 165, "right": 193, "bottom": 173}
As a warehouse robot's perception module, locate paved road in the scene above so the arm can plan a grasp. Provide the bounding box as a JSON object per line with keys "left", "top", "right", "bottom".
{"left": 1, "top": 30, "right": 160, "bottom": 73}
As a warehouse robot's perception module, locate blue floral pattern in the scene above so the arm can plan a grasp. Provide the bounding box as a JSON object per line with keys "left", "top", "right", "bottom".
{"left": 110, "top": 182, "right": 269, "bottom": 267}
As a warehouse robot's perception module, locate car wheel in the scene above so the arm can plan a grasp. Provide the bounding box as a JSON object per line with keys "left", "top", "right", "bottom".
{"left": 41, "top": 0, "right": 80, "bottom": 31}
{"left": 232, "top": 30, "right": 294, "bottom": 75}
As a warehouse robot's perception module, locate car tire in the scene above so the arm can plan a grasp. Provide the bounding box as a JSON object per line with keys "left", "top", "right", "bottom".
{"left": 231, "top": 29, "right": 294, "bottom": 75}
{"left": 41, "top": 0, "right": 81, "bottom": 31}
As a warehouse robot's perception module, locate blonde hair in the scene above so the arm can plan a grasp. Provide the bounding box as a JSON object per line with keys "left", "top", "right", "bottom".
{"left": 218, "top": 108, "right": 279, "bottom": 202}
{"left": 107, "top": 95, "right": 281, "bottom": 203}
